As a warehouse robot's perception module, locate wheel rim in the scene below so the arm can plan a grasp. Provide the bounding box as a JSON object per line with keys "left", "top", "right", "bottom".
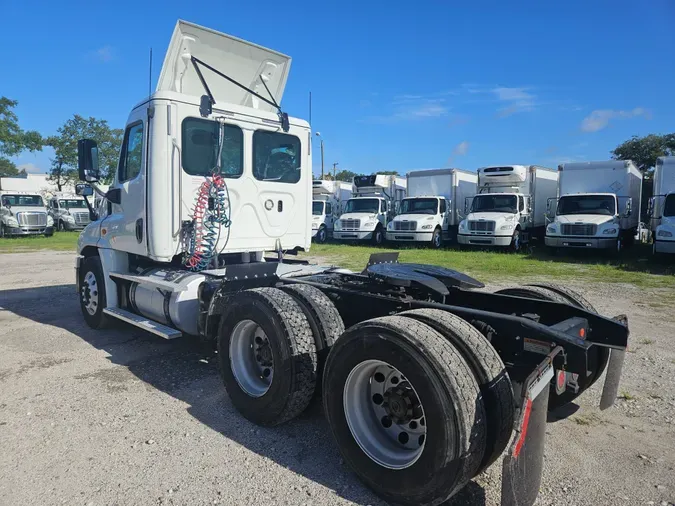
{"left": 433, "top": 230, "right": 441, "bottom": 247}
{"left": 513, "top": 232, "right": 520, "bottom": 251}
{"left": 617, "top": 239, "right": 621, "bottom": 253}
{"left": 343, "top": 360, "right": 427, "bottom": 470}
{"left": 319, "top": 228, "right": 326, "bottom": 242}
{"left": 376, "top": 230, "right": 383, "bottom": 244}
{"left": 229, "top": 319, "right": 274, "bottom": 397}
{"left": 81, "top": 271, "right": 99, "bottom": 316}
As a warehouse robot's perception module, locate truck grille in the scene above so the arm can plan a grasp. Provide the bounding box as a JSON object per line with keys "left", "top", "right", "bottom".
{"left": 468, "top": 220, "right": 495, "bottom": 232}
{"left": 394, "top": 221, "right": 417, "bottom": 231}
{"left": 340, "top": 219, "right": 360, "bottom": 230}
{"left": 561, "top": 224, "right": 597, "bottom": 236}
{"left": 73, "top": 212, "right": 90, "bottom": 225}
{"left": 16, "top": 212, "right": 47, "bottom": 227}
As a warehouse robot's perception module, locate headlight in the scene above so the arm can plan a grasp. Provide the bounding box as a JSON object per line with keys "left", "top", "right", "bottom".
{"left": 459, "top": 220, "right": 467, "bottom": 230}
{"left": 47, "top": 215, "right": 54, "bottom": 226}
{"left": 363, "top": 221, "right": 377, "bottom": 228}
{"left": 6, "top": 217, "right": 19, "bottom": 227}
{"left": 421, "top": 224, "right": 433, "bottom": 230}
{"left": 64, "top": 214, "right": 75, "bottom": 222}
{"left": 334, "top": 221, "right": 341, "bottom": 230}
{"left": 546, "top": 225, "right": 556, "bottom": 234}
{"left": 657, "top": 230, "right": 673, "bottom": 237}
{"left": 387, "top": 222, "right": 394, "bottom": 230}
{"left": 500, "top": 224, "right": 513, "bottom": 230}
{"left": 602, "top": 228, "right": 618, "bottom": 235}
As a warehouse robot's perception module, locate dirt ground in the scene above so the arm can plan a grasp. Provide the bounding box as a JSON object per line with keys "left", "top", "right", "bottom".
{"left": 1, "top": 251, "right": 674, "bottom": 506}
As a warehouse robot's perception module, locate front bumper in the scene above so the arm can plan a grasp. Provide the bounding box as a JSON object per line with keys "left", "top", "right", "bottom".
{"left": 654, "top": 239, "right": 675, "bottom": 254}
{"left": 545, "top": 236, "right": 616, "bottom": 249}
{"left": 333, "top": 230, "right": 374, "bottom": 240}
{"left": 386, "top": 231, "right": 433, "bottom": 242}
{"left": 4, "top": 225, "right": 54, "bottom": 236}
{"left": 62, "top": 221, "right": 87, "bottom": 231}
{"left": 458, "top": 233, "right": 512, "bottom": 247}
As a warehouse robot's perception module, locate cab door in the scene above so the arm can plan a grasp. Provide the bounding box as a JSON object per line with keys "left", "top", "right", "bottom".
{"left": 101, "top": 108, "right": 147, "bottom": 255}
{"left": 325, "top": 202, "right": 334, "bottom": 229}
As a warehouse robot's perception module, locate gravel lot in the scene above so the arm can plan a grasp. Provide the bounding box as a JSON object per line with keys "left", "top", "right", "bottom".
{"left": 1, "top": 251, "right": 674, "bottom": 506}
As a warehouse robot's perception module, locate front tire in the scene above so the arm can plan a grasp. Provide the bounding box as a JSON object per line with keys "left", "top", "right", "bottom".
{"left": 218, "top": 288, "right": 318, "bottom": 426}
{"left": 323, "top": 316, "right": 486, "bottom": 506}
{"left": 510, "top": 228, "right": 521, "bottom": 252}
{"left": 372, "top": 226, "right": 384, "bottom": 245}
{"left": 431, "top": 227, "right": 442, "bottom": 249}
{"left": 79, "top": 256, "right": 109, "bottom": 329}
{"left": 58, "top": 220, "right": 66, "bottom": 232}
{"left": 316, "top": 226, "right": 327, "bottom": 244}
{"left": 0, "top": 224, "right": 6, "bottom": 238}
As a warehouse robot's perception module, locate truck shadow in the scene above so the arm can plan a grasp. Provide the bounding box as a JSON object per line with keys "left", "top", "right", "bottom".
{"left": 1, "top": 283, "right": 487, "bottom": 506}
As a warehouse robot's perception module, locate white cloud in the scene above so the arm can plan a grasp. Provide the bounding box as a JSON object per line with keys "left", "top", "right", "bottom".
{"left": 17, "top": 163, "right": 45, "bottom": 174}
{"left": 90, "top": 45, "right": 115, "bottom": 62}
{"left": 365, "top": 98, "right": 448, "bottom": 123}
{"left": 580, "top": 108, "right": 650, "bottom": 132}
{"left": 491, "top": 87, "right": 537, "bottom": 117}
{"left": 452, "top": 141, "right": 470, "bottom": 156}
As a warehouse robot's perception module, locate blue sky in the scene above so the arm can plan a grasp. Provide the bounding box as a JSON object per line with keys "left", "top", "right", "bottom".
{"left": 3, "top": 0, "right": 674, "bottom": 177}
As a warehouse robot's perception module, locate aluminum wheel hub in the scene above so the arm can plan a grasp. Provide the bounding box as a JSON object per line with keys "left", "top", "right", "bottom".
{"left": 81, "top": 271, "right": 99, "bottom": 316}
{"left": 343, "top": 360, "right": 427, "bottom": 470}
{"left": 229, "top": 320, "right": 274, "bottom": 397}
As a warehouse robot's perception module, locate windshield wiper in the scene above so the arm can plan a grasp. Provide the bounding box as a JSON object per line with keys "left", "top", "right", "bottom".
{"left": 190, "top": 56, "right": 290, "bottom": 132}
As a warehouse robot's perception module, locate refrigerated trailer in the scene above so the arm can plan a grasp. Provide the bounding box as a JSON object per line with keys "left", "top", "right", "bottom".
{"left": 386, "top": 168, "right": 477, "bottom": 247}
{"left": 457, "top": 165, "right": 558, "bottom": 250}
{"left": 72, "top": 20, "right": 629, "bottom": 506}
{"left": 311, "top": 180, "right": 352, "bottom": 243}
{"left": 546, "top": 160, "right": 642, "bottom": 253}
{"left": 650, "top": 156, "right": 675, "bottom": 255}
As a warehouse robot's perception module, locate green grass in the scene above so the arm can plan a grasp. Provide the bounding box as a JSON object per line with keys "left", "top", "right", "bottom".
{"left": 639, "top": 338, "right": 655, "bottom": 345}
{"left": 619, "top": 391, "right": 636, "bottom": 401}
{"left": 302, "top": 243, "right": 675, "bottom": 288}
{"left": 0, "top": 232, "right": 79, "bottom": 253}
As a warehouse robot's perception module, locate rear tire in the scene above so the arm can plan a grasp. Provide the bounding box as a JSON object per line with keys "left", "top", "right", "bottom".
{"left": 398, "top": 309, "right": 514, "bottom": 472}
{"left": 279, "top": 284, "right": 344, "bottom": 390}
{"left": 323, "top": 316, "right": 486, "bottom": 506}
{"left": 217, "top": 288, "right": 318, "bottom": 426}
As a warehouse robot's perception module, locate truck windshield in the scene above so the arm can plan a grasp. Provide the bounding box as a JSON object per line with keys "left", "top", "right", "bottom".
{"left": 471, "top": 194, "right": 517, "bottom": 214}
{"left": 312, "top": 201, "right": 324, "bottom": 216}
{"left": 663, "top": 194, "right": 675, "bottom": 217}
{"left": 344, "top": 199, "right": 379, "bottom": 214}
{"left": 557, "top": 195, "right": 615, "bottom": 216}
{"left": 400, "top": 198, "right": 438, "bottom": 215}
{"left": 1, "top": 195, "right": 43, "bottom": 207}
{"left": 59, "top": 199, "right": 88, "bottom": 209}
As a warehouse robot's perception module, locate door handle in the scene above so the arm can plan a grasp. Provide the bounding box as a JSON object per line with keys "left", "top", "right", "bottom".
{"left": 135, "top": 218, "right": 143, "bottom": 243}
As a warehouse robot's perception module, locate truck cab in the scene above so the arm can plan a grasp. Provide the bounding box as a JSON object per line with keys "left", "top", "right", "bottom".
{"left": 653, "top": 192, "right": 675, "bottom": 254}
{"left": 48, "top": 193, "right": 91, "bottom": 231}
{"left": 0, "top": 191, "right": 54, "bottom": 237}
{"left": 459, "top": 192, "right": 525, "bottom": 248}
{"left": 333, "top": 174, "right": 406, "bottom": 245}
{"left": 650, "top": 156, "right": 675, "bottom": 255}
{"left": 386, "top": 196, "right": 449, "bottom": 247}
{"left": 311, "top": 180, "right": 351, "bottom": 243}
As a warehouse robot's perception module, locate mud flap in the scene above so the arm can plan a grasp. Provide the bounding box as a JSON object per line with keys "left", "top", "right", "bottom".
{"left": 599, "top": 349, "right": 625, "bottom": 410}
{"left": 501, "top": 347, "right": 559, "bottom": 506}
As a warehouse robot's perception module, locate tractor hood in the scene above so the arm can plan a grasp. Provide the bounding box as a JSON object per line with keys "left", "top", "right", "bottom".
{"left": 555, "top": 214, "right": 615, "bottom": 226}
{"left": 157, "top": 20, "right": 291, "bottom": 113}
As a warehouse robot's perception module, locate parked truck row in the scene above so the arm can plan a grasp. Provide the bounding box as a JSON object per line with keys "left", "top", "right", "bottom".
{"left": 70, "top": 20, "right": 631, "bottom": 506}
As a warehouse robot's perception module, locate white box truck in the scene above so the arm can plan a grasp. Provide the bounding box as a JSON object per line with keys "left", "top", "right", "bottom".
{"left": 386, "top": 168, "right": 477, "bottom": 248}
{"left": 457, "top": 165, "right": 558, "bottom": 251}
{"left": 333, "top": 174, "right": 406, "bottom": 244}
{"left": 545, "top": 160, "right": 642, "bottom": 253}
{"left": 650, "top": 156, "right": 675, "bottom": 255}
{"left": 311, "top": 179, "right": 352, "bottom": 243}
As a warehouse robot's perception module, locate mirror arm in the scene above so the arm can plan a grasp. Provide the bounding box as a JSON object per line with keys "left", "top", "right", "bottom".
{"left": 82, "top": 195, "right": 98, "bottom": 222}
{"left": 90, "top": 183, "right": 108, "bottom": 198}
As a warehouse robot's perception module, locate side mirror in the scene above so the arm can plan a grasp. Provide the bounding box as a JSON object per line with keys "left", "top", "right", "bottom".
{"left": 78, "top": 139, "right": 101, "bottom": 182}
{"left": 75, "top": 184, "right": 94, "bottom": 197}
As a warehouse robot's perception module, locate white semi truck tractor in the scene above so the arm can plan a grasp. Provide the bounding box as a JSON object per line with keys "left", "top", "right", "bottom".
{"left": 650, "top": 156, "right": 675, "bottom": 255}
{"left": 458, "top": 165, "right": 558, "bottom": 251}
{"left": 311, "top": 179, "right": 352, "bottom": 243}
{"left": 333, "top": 174, "right": 406, "bottom": 244}
{"left": 73, "top": 20, "right": 630, "bottom": 506}
{"left": 546, "top": 160, "right": 642, "bottom": 254}
{"left": 0, "top": 191, "right": 54, "bottom": 237}
{"left": 386, "top": 168, "right": 477, "bottom": 248}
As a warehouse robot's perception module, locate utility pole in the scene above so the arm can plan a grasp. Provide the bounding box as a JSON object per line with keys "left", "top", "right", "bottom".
{"left": 333, "top": 162, "right": 339, "bottom": 181}
{"left": 315, "top": 132, "right": 324, "bottom": 179}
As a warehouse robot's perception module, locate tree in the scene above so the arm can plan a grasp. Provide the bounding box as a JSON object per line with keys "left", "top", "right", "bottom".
{"left": 0, "top": 97, "right": 44, "bottom": 177}
{"left": 334, "top": 170, "right": 358, "bottom": 182}
{"left": 611, "top": 133, "right": 675, "bottom": 173}
{"left": 375, "top": 170, "right": 400, "bottom": 176}
{"left": 48, "top": 115, "right": 123, "bottom": 190}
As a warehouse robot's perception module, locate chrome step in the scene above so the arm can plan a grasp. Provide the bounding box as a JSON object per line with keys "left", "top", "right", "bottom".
{"left": 103, "top": 307, "right": 182, "bottom": 340}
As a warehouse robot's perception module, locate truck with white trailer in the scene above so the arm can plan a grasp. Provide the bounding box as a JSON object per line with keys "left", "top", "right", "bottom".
{"left": 311, "top": 179, "right": 352, "bottom": 243}
{"left": 72, "top": 20, "right": 629, "bottom": 506}
{"left": 546, "top": 160, "right": 642, "bottom": 253}
{"left": 333, "top": 174, "right": 406, "bottom": 244}
{"left": 457, "top": 165, "right": 558, "bottom": 251}
{"left": 650, "top": 156, "right": 675, "bottom": 255}
{"left": 386, "top": 168, "right": 477, "bottom": 248}
{"left": 0, "top": 191, "right": 54, "bottom": 237}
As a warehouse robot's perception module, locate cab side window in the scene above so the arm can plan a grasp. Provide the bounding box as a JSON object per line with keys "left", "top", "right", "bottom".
{"left": 440, "top": 199, "right": 447, "bottom": 213}
{"left": 518, "top": 195, "right": 525, "bottom": 212}
{"left": 325, "top": 203, "right": 332, "bottom": 215}
{"left": 118, "top": 122, "right": 144, "bottom": 183}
